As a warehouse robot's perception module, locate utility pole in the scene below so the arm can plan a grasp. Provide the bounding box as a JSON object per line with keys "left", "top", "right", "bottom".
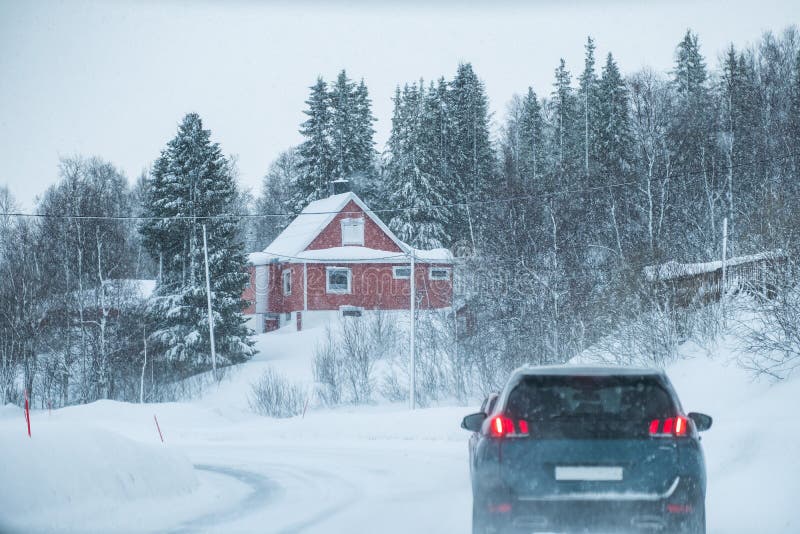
{"left": 140, "top": 325, "right": 147, "bottom": 404}
{"left": 202, "top": 224, "right": 218, "bottom": 380}
{"left": 409, "top": 248, "right": 416, "bottom": 410}
{"left": 721, "top": 217, "right": 728, "bottom": 324}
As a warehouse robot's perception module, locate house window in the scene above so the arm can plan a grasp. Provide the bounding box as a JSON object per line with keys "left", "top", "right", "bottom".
{"left": 326, "top": 267, "right": 351, "bottom": 293}
{"left": 282, "top": 269, "right": 292, "bottom": 295}
{"left": 393, "top": 266, "right": 411, "bottom": 279}
{"left": 341, "top": 217, "right": 364, "bottom": 246}
{"left": 429, "top": 267, "right": 451, "bottom": 280}
{"left": 340, "top": 305, "right": 363, "bottom": 318}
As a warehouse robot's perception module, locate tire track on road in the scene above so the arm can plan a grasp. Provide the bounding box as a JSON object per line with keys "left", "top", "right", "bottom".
{"left": 169, "top": 464, "right": 279, "bottom": 534}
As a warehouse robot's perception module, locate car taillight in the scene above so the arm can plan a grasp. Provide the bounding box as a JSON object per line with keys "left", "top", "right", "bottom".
{"left": 649, "top": 416, "right": 689, "bottom": 437}
{"left": 488, "top": 503, "right": 512, "bottom": 514}
{"left": 488, "top": 415, "right": 529, "bottom": 438}
{"left": 666, "top": 503, "right": 693, "bottom": 514}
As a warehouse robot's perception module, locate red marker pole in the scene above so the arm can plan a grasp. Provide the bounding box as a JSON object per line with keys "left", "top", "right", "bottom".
{"left": 24, "top": 389, "right": 31, "bottom": 438}
{"left": 153, "top": 414, "right": 164, "bottom": 443}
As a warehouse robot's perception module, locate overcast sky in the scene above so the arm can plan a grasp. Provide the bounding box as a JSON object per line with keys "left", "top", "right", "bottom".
{"left": 1, "top": 0, "right": 797, "bottom": 209}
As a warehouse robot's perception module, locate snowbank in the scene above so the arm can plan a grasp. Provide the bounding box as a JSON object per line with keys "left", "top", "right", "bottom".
{"left": 667, "top": 353, "right": 800, "bottom": 533}
{"left": 0, "top": 412, "right": 198, "bottom": 533}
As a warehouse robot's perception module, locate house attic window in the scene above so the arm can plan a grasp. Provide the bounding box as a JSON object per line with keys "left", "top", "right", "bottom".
{"left": 341, "top": 217, "right": 365, "bottom": 246}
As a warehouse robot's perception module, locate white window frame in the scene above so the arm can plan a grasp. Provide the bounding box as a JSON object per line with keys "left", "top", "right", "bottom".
{"left": 428, "top": 267, "right": 452, "bottom": 281}
{"left": 392, "top": 266, "right": 411, "bottom": 279}
{"left": 340, "top": 217, "right": 365, "bottom": 246}
{"left": 326, "top": 267, "right": 352, "bottom": 294}
{"left": 282, "top": 269, "right": 292, "bottom": 295}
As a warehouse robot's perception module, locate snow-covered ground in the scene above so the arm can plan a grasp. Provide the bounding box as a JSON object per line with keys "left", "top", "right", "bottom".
{"left": 1, "top": 321, "right": 798, "bottom": 533}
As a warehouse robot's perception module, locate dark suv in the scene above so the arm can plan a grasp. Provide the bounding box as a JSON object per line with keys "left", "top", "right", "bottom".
{"left": 461, "top": 366, "right": 712, "bottom": 533}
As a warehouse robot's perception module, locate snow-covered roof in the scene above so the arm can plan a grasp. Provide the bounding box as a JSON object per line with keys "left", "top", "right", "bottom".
{"left": 249, "top": 247, "right": 452, "bottom": 265}
{"left": 643, "top": 250, "right": 786, "bottom": 282}
{"left": 414, "top": 248, "right": 453, "bottom": 262}
{"left": 263, "top": 193, "right": 357, "bottom": 259}
{"left": 294, "top": 246, "right": 406, "bottom": 262}
{"left": 249, "top": 191, "right": 453, "bottom": 264}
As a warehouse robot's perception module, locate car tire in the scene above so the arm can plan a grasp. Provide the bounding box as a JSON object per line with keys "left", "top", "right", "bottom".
{"left": 472, "top": 498, "right": 487, "bottom": 534}
{"left": 679, "top": 500, "right": 706, "bottom": 534}
{"left": 472, "top": 494, "right": 501, "bottom": 534}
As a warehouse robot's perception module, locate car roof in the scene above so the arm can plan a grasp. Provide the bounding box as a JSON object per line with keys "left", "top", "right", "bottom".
{"left": 512, "top": 364, "right": 664, "bottom": 378}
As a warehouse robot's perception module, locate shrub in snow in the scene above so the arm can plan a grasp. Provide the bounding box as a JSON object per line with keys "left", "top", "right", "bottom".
{"left": 379, "top": 368, "right": 408, "bottom": 403}
{"left": 740, "top": 283, "right": 800, "bottom": 379}
{"left": 338, "top": 318, "right": 374, "bottom": 404}
{"left": 313, "top": 329, "right": 344, "bottom": 406}
{"left": 313, "top": 312, "right": 402, "bottom": 406}
{"left": 249, "top": 369, "right": 304, "bottom": 418}
{"left": 158, "top": 365, "right": 230, "bottom": 402}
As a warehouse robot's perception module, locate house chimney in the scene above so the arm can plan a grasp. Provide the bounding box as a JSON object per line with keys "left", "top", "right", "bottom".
{"left": 330, "top": 179, "right": 350, "bottom": 196}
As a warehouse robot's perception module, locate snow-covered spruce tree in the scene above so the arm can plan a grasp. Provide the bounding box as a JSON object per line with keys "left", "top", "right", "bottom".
{"left": 329, "top": 72, "right": 378, "bottom": 201}
{"left": 293, "top": 72, "right": 378, "bottom": 211}
{"left": 668, "top": 30, "right": 719, "bottom": 257}
{"left": 330, "top": 70, "right": 357, "bottom": 182}
{"left": 518, "top": 87, "right": 545, "bottom": 183}
{"left": 578, "top": 36, "right": 600, "bottom": 180}
{"left": 348, "top": 77, "right": 378, "bottom": 177}
{"left": 347, "top": 78, "right": 381, "bottom": 206}
{"left": 386, "top": 83, "right": 450, "bottom": 249}
{"left": 596, "top": 52, "right": 635, "bottom": 257}
{"left": 447, "top": 63, "right": 494, "bottom": 249}
{"left": 550, "top": 59, "right": 580, "bottom": 172}
{"left": 140, "top": 113, "right": 254, "bottom": 375}
{"left": 293, "top": 77, "right": 333, "bottom": 213}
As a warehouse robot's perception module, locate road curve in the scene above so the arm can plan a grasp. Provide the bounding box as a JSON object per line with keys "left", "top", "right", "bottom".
{"left": 170, "top": 464, "right": 278, "bottom": 534}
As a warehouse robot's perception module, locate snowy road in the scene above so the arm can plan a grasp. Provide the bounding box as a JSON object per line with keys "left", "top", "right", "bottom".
{"left": 175, "top": 437, "right": 471, "bottom": 533}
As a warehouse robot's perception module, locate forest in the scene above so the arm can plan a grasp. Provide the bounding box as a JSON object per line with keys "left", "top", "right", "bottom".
{"left": 2, "top": 27, "right": 799, "bottom": 408}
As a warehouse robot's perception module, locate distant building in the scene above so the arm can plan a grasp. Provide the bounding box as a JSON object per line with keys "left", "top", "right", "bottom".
{"left": 643, "top": 250, "right": 788, "bottom": 308}
{"left": 243, "top": 186, "right": 453, "bottom": 332}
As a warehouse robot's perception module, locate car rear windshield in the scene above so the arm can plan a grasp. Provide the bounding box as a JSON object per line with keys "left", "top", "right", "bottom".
{"left": 505, "top": 375, "right": 678, "bottom": 438}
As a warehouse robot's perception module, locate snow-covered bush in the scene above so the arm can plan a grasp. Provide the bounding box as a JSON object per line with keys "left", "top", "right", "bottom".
{"left": 313, "top": 312, "right": 403, "bottom": 406}
{"left": 740, "top": 284, "right": 800, "bottom": 379}
{"left": 338, "top": 318, "right": 374, "bottom": 404}
{"left": 313, "top": 329, "right": 344, "bottom": 406}
{"left": 380, "top": 310, "right": 460, "bottom": 406}
{"left": 249, "top": 369, "right": 304, "bottom": 418}
{"left": 582, "top": 300, "right": 683, "bottom": 367}
{"left": 379, "top": 368, "right": 408, "bottom": 403}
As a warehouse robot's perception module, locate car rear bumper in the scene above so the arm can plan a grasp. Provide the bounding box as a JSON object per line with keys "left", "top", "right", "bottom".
{"left": 506, "top": 499, "right": 695, "bottom": 532}
{"left": 477, "top": 477, "right": 702, "bottom": 533}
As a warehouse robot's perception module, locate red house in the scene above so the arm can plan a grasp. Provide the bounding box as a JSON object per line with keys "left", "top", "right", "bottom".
{"left": 243, "top": 188, "right": 453, "bottom": 332}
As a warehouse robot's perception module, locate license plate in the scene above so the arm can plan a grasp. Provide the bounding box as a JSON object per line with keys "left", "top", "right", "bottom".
{"left": 555, "top": 466, "right": 623, "bottom": 481}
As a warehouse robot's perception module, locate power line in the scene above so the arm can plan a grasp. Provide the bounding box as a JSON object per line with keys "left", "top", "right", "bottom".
{"left": 1, "top": 152, "right": 797, "bottom": 221}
